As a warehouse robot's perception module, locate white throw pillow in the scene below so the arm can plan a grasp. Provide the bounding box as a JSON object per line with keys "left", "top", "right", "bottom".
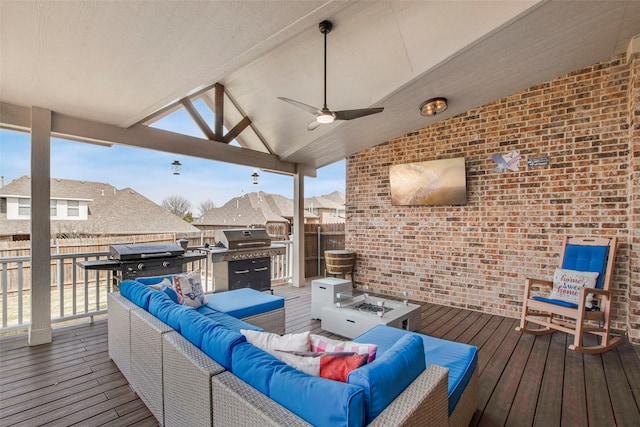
{"left": 549, "top": 268, "right": 599, "bottom": 308}
{"left": 240, "top": 330, "right": 310, "bottom": 360}
{"left": 172, "top": 270, "right": 207, "bottom": 308}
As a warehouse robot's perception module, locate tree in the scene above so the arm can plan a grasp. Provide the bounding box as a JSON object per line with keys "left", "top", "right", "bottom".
{"left": 162, "top": 195, "right": 191, "bottom": 219}
{"left": 198, "top": 199, "right": 216, "bottom": 216}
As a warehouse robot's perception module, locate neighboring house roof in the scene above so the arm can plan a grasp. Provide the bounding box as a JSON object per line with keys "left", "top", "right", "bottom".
{"left": 196, "top": 191, "right": 326, "bottom": 227}
{"left": 304, "top": 195, "right": 344, "bottom": 211}
{"left": 0, "top": 176, "right": 199, "bottom": 236}
{"left": 321, "top": 191, "right": 346, "bottom": 206}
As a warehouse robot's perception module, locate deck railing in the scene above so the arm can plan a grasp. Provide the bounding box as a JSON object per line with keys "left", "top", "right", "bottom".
{"left": 0, "top": 240, "right": 293, "bottom": 333}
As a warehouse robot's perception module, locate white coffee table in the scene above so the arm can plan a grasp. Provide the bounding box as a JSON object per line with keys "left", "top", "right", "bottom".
{"left": 320, "top": 294, "right": 421, "bottom": 339}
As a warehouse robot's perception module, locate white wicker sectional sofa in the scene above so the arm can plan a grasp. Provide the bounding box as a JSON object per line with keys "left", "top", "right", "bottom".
{"left": 108, "top": 279, "right": 478, "bottom": 427}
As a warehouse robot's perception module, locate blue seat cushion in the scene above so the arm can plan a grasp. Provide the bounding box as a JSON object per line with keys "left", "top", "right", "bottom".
{"left": 196, "top": 306, "right": 262, "bottom": 332}
{"left": 205, "top": 288, "right": 284, "bottom": 318}
{"left": 232, "top": 342, "right": 365, "bottom": 427}
{"left": 354, "top": 325, "right": 478, "bottom": 416}
{"left": 348, "top": 333, "right": 425, "bottom": 424}
{"left": 531, "top": 295, "right": 600, "bottom": 311}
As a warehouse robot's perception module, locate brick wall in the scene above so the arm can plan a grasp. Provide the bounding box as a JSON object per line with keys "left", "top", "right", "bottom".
{"left": 346, "top": 53, "right": 638, "bottom": 342}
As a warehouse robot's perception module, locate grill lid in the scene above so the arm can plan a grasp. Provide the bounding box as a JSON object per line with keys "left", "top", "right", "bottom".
{"left": 214, "top": 229, "right": 271, "bottom": 250}
{"left": 109, "top": 243, "right": 185, "bottom": 261}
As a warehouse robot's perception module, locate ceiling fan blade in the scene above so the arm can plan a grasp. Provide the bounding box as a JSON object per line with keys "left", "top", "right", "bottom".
{"left": 307, "top": 120, "right": 321, "bottom": 131}
{"left": 334, "top": 107, "right": 384, "bottom": 121}
{"left": 278, "top": 97, "right": 321, "bottom": 115}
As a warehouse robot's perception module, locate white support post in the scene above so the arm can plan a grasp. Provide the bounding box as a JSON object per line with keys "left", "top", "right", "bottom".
{"left": 292, "top": 164, "right": 305, "bottom": 287}
{"left": 28, "top": 107, "right": 52, "bottom": 345}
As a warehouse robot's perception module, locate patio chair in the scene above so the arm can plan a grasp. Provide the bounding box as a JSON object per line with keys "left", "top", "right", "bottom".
{"left": 516, "top": 236, "right": 621, "bottom": 354}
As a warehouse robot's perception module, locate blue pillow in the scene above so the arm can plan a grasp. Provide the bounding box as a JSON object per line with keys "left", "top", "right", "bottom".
{"left": 348, "top": 334, "right": 426, "bottom": 424}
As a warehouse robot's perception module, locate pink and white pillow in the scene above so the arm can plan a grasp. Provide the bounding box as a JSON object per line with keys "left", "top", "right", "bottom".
{"left": 276, "top": 350, "right": 368, "bottom": 382}
{"left": 309, "top": 334, "right": 377, "bottom": 363}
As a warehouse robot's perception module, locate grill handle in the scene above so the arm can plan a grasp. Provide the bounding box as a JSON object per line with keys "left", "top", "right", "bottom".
{"left": 139, "top": 252, "right": 174, "bottom": 259}
{"left": 233, "top": 269, "right": 250, "bottom": 274}
{"left": 236, "top": 241, "right": 268, "bottom": 248}
{"left": 254, "top": 267, "right": 268, "bottom": 272}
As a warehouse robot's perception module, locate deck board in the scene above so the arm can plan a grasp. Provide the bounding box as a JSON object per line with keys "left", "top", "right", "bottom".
{"left": 533, "top": 332, "right": 566, "bottom": 427}
{"left": 1, "top": 281, "right": 639, "bottom": 427}
{"left": 505, "top": 333, "right": 550, "bottom": 426}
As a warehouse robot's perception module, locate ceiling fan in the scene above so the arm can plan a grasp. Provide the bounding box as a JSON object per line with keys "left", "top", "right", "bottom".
{"left": 278, "top": 20, "right": 384, "bottom": 131}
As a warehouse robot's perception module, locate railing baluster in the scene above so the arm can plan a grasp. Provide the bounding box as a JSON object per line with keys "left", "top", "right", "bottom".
{"left": 18, "top": 263, "right": 23, "bottom": 325}
{"left": 95, "top": 263, "right": 100, "bottom": 312}
{"left": 72, "top": 257, "right": 77, "bottom": 315}
{"left": 1, "top": 261, "right": 7, "bottom": 328}
{"left": 58, "top": 258, "right": 65, "bottom": 319}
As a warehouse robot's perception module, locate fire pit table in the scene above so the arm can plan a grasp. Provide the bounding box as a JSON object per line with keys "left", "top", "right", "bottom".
{"left": 320, "top": 291, "right": 421, "bottom": 339}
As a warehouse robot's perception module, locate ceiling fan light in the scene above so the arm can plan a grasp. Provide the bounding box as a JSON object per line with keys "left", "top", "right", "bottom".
{"left": 316, "top": 113, "right": 335, "bottom": 124}
{"left": 420, "top": 97, "right": 448, "bottom": 116}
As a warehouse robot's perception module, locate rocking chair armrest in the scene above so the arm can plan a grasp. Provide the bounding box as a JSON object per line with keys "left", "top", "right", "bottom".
{"left": 580, "top": 287, "right": 619, "bottom": 298}
{"left": 580, "top": 288, "right": 613, "bottom": 298}
{"left": 523, "top": 278, "right": 553, "bottom": 298}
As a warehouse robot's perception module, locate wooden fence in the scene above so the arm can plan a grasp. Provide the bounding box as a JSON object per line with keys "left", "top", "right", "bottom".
{"left": 304, "top": 223, "right": 346, "bottom": 277}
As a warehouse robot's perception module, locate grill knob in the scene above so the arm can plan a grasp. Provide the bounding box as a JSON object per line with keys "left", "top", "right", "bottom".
{"left": 137, "top": 263, "right": 145, "bottom": 270}
{"left": 162, "top": 261, "right": 170, "bottom": 268}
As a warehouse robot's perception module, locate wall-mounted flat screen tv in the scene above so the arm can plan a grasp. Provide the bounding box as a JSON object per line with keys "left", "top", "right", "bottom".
{"left": 389, "top": 157, "right": 467, "bottom": 206}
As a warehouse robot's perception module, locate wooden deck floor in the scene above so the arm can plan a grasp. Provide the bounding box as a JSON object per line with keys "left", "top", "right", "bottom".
{"left": 1, "top": 282, "right": 639, "bottom": 426}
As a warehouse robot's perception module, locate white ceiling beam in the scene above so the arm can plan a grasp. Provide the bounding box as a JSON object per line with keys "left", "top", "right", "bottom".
{"left": 0, "top": 102, "right": 313, "bottom": 176}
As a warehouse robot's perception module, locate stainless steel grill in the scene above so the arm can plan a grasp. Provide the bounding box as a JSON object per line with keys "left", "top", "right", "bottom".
{"left": 206, "top": 229, "right": 285, "bottom": 292}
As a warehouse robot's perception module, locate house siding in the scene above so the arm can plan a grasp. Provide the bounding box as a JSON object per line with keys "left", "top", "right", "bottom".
{"left": 346, "top": 53, "right": 640, "bottom": 343}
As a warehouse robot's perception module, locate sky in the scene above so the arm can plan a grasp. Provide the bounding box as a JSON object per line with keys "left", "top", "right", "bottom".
{"left": 0, "top": 103, "right": 346, "bottom": 215}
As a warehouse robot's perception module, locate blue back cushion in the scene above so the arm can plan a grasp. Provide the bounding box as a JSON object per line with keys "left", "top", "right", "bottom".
{"left": 269, "top": 361, "right": 365, "bottom": 427}
{"left": 179, "top": 309, "right": 221, "bottom": 348}
{"left": 562, "top": 244, "right": 609, "bottom": 289}
{"left": 231, "top": 342, "right": 366, "bottom": 427}
{"left": 200, "top": 324, "right": 247, "bottom": 370}
{"left": 348, "top": 334, "right": 426, "bottom": 424}
{"left": 120, "top": 280, "right": 153, "bottom": 309}
{"left": 148, "top": 292, "right": 192, "bottom": 331}
{"left": 231, "top": 342, "right": 289, "bottom": 394}
{"left": 136, "top": 275, "right": 174, "bottom": 286}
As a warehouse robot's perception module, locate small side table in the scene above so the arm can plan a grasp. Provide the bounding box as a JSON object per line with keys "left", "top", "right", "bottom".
{"left": 311, "top": 277, "right": 352, "bottom": 320}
